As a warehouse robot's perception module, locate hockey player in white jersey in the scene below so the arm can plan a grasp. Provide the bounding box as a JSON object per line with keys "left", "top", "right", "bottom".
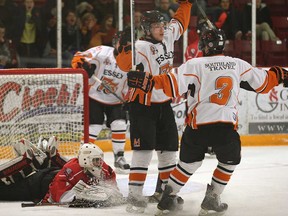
{"left": 119, "top": 0, "right": 193, "bottom": 213}
{"left": 71, "top": 29, "right": 131, "bottom": 174}
{"left": 127, "top": 28, "right": 288, "bottom": 215}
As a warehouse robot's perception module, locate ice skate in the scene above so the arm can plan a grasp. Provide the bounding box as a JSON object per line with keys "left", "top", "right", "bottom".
{"left": 155, "top": 185, "right": 184, "bottom": 216}
{"left": 199, "top": 184, "right": 228, "bottom": 216}
{"left": 114, "top": 151, "right": 130, "bottom": 174}
{"left": 126, "top": 194, "right": 147, "bottom": 214}
{"left": 148, "top": 191, "right": 163, "bottom": 203}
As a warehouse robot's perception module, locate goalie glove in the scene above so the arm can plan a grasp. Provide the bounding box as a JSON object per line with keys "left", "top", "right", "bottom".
{"left": 269, "top": 66, "right": 288, "bottom": 87}
{"left": 127, "top": 71, "right": 154, "bottom": 93}
{"left": 72, "top": 180, "right": 125, "bottom": 207}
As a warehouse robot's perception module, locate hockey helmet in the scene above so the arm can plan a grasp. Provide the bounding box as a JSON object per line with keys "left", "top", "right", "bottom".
{"left": 198, "top": 28, "right": 226, "bottom": 56}
{"left": 141, "top": 10, "right": 166, "bottom": 34}
{"left": 78, "top": 143, "right": 104, "bottom": 177}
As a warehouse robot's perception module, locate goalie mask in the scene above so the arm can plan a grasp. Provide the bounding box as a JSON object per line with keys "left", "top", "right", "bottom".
{"left": 198, "top": 28, "right": 226, "bottom": 56}
{"left": 78, "top": 143, "right": 104, "bottom": 178}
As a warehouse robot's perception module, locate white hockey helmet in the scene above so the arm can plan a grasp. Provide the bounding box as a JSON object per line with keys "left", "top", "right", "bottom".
{"left": 78, "top": 143, "right": 104, "bottom": 177}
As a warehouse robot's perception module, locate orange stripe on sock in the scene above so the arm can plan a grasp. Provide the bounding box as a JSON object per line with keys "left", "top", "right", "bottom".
{"left": 160, "top": 171, "right": 172, "bottom": 180}
{"left": 213, "top": 169, "right": 231, "bottom": 182}
{"left": 129, "top": 173, "right": 147, "bottom": 182}
{"left": 112, "top": 133, "right": 126, "bottom": 140}
{"left": 171, "top": 168, "right": 189, "bottom": 183}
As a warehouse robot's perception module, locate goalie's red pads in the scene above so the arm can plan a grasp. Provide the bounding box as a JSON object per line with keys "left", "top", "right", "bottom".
{"left": 127, "top": 71, "right": 154, "bottom": 93}
{"left": 0, "top": 140, "right": 36, "bottom": 185}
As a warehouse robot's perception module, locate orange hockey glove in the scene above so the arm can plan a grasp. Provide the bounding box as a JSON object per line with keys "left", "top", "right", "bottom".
{"left": 127, "top": 71, "right": 154, "bottom": 93}
{"left": 269, "top": 66, "right": 288, "bottom": 87}
{"left": 116, "top": 44, "right": 132, "bottom": 72}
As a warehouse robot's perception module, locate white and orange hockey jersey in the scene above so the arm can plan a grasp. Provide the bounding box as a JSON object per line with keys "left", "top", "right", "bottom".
{"left": 72, "top": 46, "right": 128, "bottom": 105}
{"left": 153, "top": 55, "right": 280, "bottom": 128}
{"left": 129, "top": 2, "right": 192, "bottom": 105}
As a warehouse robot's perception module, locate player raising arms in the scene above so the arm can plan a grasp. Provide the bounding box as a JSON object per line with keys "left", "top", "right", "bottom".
{"left": 127, "top": 28, "right": 288, "bottom": 215}
{"left": 71, "top": 28, "right": 131, "bottom": 174}
{"left": 118, "top": 0, "right": 193, "bottom": 213}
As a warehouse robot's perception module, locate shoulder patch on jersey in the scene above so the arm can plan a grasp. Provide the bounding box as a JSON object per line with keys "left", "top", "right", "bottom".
{"left": 150, "top": 45, "right": 158, "bottom": 55}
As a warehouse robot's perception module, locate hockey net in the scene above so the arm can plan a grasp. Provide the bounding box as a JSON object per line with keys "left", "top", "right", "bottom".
{"left": 0, "top": 68, "right": 89, "bottom": 163}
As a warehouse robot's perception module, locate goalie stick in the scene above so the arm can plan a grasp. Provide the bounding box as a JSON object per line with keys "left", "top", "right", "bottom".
{"left": 21, "top": 198, "right": 127, "bottom": 208}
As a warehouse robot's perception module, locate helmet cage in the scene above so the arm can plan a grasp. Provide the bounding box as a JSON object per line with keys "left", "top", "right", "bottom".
{"left": 78, "top": 143, "right": 104, "bottom": 169}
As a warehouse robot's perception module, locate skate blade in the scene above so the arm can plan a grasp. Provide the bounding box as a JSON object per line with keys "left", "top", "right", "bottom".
{"left": 155, "top": 209, "right": 171, "bottom": 216}
{"left": 115, "top": 167, "right": 130, "bottom": 175}
{"left": 199, "top": 208, "right": 226, "bottom": 216}
{"left": 155, "top": 204, "right": 183, "bottom": 216}
{"left": 126, "top": 204, "right": 145, "bottom": 213}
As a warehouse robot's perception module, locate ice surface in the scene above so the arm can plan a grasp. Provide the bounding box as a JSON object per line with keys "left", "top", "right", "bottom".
{"left": 1, "top": 146, "right": 288, "bottom": 216}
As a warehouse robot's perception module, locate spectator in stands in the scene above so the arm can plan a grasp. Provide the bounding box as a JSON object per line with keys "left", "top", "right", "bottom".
{"left": 135, "top": 10, "right": 144, "bottom": 39}
{"left": 80, "top": 12, "right": 99, "bottom": 50}
{"left": 75, "top": 1, "right": 94, "bottom": 18}
{"left": 62, "top": 10, "right": 82, "bottom": 62}
{"left": 155, "top": 0, "right": 179, "bottom": 22}
{"left": 211, "top": 0, "right": 242, "bottom": 40}
{"left": 91, "top": 0, "right": 115, "bottom": 24}
{"left": 242, "top": 0, "right": 279, "bottom": 41}
{"left": 14, "top": 0, "right": 45, "bottom": 62}
{"left": 88, "top": 14, "right": 117, "bottom": 48}
{"left": 42, "top": 14, "right": 57, "bottom": 67}
{"left": 0, "top": 22, "right": 18, "bottom": 68}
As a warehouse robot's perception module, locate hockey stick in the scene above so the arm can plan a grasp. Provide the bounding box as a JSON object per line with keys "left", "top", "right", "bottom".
{"left": 21, "top": 202, "right": 72, "bottom": 208}
{"left": 195, "top": 0, "right": 215, "bottom": 30}
{"left": 172, "top": 99, "right": 187, "bottom": 109}
{"left": 92, "top": 75, "right": 126, "bottom": 104}
{"left": 130, "top": 0, "right": 136, "bottom": 70}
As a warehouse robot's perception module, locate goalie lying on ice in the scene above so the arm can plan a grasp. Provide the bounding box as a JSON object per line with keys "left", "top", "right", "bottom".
{"left": 42, "top": 143, "right": 125, "bottom": 207}
{"left": 0, "top": 139, "right": 124, "bottom": 207}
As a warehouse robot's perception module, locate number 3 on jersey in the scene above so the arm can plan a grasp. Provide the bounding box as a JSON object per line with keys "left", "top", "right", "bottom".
{"left": 210, "top": 76, "right": 233, "bottom": 105}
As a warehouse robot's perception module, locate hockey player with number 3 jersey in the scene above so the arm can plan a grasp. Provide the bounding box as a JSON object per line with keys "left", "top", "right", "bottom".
{"left": 127, "top": 28, "right": 288, "bottom": 215}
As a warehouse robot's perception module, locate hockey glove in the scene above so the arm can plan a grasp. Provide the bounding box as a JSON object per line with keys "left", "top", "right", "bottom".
{"left": 269, "top": 66, "right": 288, "bottom": 87}
{"left": 116, "top": 44, "right": 132, "bottom": 72}
{"left": 77, "top": 58, "right": 96, "bottom": 78}
{"left": 127, "top": 71, "right": 154, "bottom": 93}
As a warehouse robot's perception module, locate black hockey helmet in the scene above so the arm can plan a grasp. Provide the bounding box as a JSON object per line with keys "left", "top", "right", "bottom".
{"left": 198, "top": 28, "right": 226, "bottom": 56}
{"left": 141, "top": 10, "right": 165, "bottom": 34}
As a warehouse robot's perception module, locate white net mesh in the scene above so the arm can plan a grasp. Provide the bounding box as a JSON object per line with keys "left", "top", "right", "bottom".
{"left": 0, "top": 69, "right": 89, "bottom": 163}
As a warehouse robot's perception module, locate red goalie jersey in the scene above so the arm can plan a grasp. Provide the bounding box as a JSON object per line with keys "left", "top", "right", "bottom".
{"left": 44, "top": 158, "right": 116, "bottom": 203}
